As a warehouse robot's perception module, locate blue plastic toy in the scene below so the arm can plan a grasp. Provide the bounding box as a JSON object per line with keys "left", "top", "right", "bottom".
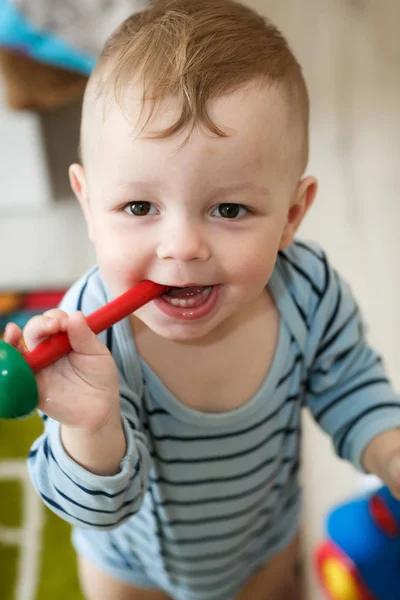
{"left": 0, "top": 0, "right": 95, "bottom": 74}
{"left": 316, "top": 485, "right": 400, "bottom": 599}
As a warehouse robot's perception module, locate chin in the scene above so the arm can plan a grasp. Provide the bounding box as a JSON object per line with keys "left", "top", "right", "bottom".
{"left": 145, "top": 320, "right": 219, "bottom": 342}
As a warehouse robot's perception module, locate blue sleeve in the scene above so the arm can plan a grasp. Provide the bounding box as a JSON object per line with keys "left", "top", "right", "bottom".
{"left": 304, "top": 253, "right": 400, "bottom": 471}
{"left": 27, "top": 269, "right": 152, "bottom": 529}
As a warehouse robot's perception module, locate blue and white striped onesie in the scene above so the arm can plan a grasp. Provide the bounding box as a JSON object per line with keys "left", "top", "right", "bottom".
{"left": 28, "top": 240, "right": 400, "bottom": 600}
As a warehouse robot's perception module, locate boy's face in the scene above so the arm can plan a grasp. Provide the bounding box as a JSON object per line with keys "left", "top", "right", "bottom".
{"left": 71, "top": 82, "right": 316, "bottom": 341}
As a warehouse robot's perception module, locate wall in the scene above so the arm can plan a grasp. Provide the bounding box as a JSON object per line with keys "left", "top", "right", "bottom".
{"left": 0, "top": 96, "right": 94, "bottom": 289}
{"left": 249, "top": 1, "right": 400, "bottom": 597}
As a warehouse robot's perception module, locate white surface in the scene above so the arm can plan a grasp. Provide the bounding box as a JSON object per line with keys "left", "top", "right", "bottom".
{"left": 0, "top": 82, "right": 52, "bottom": 216}
{"left": 0, "top": 199, "right": 95, "bottom": 289}
{"left": 0, "top": 95, "right": 95, "bottom": 289}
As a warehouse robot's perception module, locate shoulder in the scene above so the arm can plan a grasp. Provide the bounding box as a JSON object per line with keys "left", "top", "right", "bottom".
{"left": 276, "top": 239, "right": 331, "bottom": 320}
{"left": 58, "top": 266, "right": 108, "bottom": 315}
{"left": 277, "top": 240, "right": 360, "bottom": 353}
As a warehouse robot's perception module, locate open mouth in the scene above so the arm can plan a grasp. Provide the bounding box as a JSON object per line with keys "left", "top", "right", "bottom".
{"left": 162, "top": 286, "right": 213, "bottom": 308}
{"left": 155, "top": 285, "right": 219, "bottom": 320}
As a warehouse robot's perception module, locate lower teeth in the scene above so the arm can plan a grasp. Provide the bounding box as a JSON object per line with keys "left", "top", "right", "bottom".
{"left": 164, "top": 286, "right": 212, "bottom": 308}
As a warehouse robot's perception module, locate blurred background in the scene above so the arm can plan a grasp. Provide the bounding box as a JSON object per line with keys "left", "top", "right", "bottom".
{"left": 0, "top": 0, "right": 399, "bottom": 598}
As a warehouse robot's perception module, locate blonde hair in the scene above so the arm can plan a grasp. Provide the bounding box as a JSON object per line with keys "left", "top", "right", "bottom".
{"left": 84, "top": 0, "right": 309, "bottom": 169}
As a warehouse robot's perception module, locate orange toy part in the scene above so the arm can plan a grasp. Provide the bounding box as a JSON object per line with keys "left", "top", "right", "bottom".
{"left": 0, "top": 293, "right": 23, "bottom": 314}
{"left": 315, "top": 541, "right": 375, "bottom": 600}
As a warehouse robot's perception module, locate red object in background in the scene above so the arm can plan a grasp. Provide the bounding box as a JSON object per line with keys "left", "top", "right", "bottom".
{"left": 23, "top": 290, "right": 67, "bottom": 311}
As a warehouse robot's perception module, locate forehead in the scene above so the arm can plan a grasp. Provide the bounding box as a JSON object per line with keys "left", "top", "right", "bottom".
{"left": 83, "top": 81, "right": 293, "bottom": 182}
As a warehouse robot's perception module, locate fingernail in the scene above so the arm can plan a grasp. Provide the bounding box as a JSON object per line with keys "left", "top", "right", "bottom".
{"left": 4, "top": 323, "right": 14, "bottom": 338}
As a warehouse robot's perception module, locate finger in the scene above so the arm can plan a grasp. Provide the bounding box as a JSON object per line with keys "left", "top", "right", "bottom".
{"left": 3, "top": 322, "right": 22, "bottom": 345}
{"left": 2, "top": 322, "right": 26, "bottom": 353}
{"left": 66, "top": 311, "right": 110, "bottom": 356}
{"left": 42, "top": 309, "right": 69, "bottom": 323}
{"left": 23, "top": 311, "right": 68, "bottom": 350}
{"left": 387, "top": 453, "right": 400, "bottom": 500}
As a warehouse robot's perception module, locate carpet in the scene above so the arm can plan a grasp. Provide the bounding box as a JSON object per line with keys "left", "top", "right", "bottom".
{"left": 0, "top": 290, "right": 83, "bottom": 600}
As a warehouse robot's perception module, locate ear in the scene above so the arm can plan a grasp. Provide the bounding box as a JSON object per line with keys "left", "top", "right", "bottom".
{"left": 69, "top": 163, "right": 95, "bottom": 242}
{"left": 279, "top": 176, "right": 318, "bottom": 250}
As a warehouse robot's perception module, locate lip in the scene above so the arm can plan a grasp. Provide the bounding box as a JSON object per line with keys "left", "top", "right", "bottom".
{"left": 154, "top": 285, "right": 220, "bottom": 321}
{"left": 163, "top": 283, "right": 207, "bottom": 288}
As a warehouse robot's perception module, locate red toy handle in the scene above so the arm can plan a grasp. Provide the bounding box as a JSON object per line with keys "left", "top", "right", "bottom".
{"left": 24, "top": 281, "right": 168, "bottom": 373}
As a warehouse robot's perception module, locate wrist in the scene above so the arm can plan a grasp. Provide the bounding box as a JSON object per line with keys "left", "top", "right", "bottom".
{"left": 66, "top": 405, "right": 123, "bottom": 438}
{"left": 61, "top": 416, "right": 127, "bottom": 476}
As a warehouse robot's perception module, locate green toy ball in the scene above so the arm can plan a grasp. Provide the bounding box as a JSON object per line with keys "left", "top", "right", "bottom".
{"left": 0, "top": 340, "right": 38, "bottom": 418}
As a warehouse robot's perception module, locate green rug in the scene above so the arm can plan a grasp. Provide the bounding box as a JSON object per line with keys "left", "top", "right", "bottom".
{"left": 0, "top": 291, "right": 83, "bottom": 599}
{"left": 0, "top": 416, "right": 84, "bottom": 600}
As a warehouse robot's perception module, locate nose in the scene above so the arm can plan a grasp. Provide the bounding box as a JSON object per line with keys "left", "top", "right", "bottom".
{"left": 156, "top": 218, "right": 211, "bottom": 262}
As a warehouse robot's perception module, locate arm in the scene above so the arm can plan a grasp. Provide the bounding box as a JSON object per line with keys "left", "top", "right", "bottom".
{"left": 28, "top": 381, "right": 151, "bottom": 530}
{"left": 26, "top": 270, "right": 152, "bottom": 529}
{"left": 60, "top": 413, "right": 126, "bottom": 476}
{"left": 304, "top": 253, "right": 400, "bottom": 472}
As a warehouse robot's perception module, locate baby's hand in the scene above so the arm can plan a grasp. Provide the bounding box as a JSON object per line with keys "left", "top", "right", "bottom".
{"left": 3, "top": 310, "right": 120, "bottom": 433}
{"left": 363, "top": 428, "right": 400, "bottom": 500}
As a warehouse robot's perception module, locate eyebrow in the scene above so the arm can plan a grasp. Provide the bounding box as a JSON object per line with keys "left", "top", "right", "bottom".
{"left": 208, "top": 182, "right": 270, "bottom": 199}
{"left": 109, "top": 180, "right": 270, "bottom": 198}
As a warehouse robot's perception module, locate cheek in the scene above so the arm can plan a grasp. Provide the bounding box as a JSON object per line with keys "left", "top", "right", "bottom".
{"left": 91, "top": 224, "right": 147, "bottom": 289}
{"left": 222, "top": 230, "right": 280, "bottom": 286}
{"left": 233, "top": 255, "right": 275, "bottom": 290}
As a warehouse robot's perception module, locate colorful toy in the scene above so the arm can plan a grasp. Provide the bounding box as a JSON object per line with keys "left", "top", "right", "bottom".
{"left": 0, "top": 289, "right": 67, "bottom": 333}
{"left": 0, "top": 280, "right": 167, "bottom": 419}
{"left": 316, "top": 485, "right": 400, "bottom": 600}
{"left": 0, "top": 0, "right": 95, "bottom": 75}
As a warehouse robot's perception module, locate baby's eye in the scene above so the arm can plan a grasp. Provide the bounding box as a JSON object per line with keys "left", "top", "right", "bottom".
{"left": 124, "top": 202, "right": 158, "bottom": 217}
{"left": 211, "top": 203, "right": 249, "bottom": 219}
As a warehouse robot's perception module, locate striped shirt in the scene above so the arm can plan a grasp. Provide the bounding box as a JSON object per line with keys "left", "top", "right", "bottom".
{"left": 27, "top": 240, "right": 400, "bottom": 600}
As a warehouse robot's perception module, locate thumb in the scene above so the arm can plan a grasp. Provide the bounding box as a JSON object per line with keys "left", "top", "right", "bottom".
{"left": 66, "top": 311, "right": 110, "bottom": 356}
